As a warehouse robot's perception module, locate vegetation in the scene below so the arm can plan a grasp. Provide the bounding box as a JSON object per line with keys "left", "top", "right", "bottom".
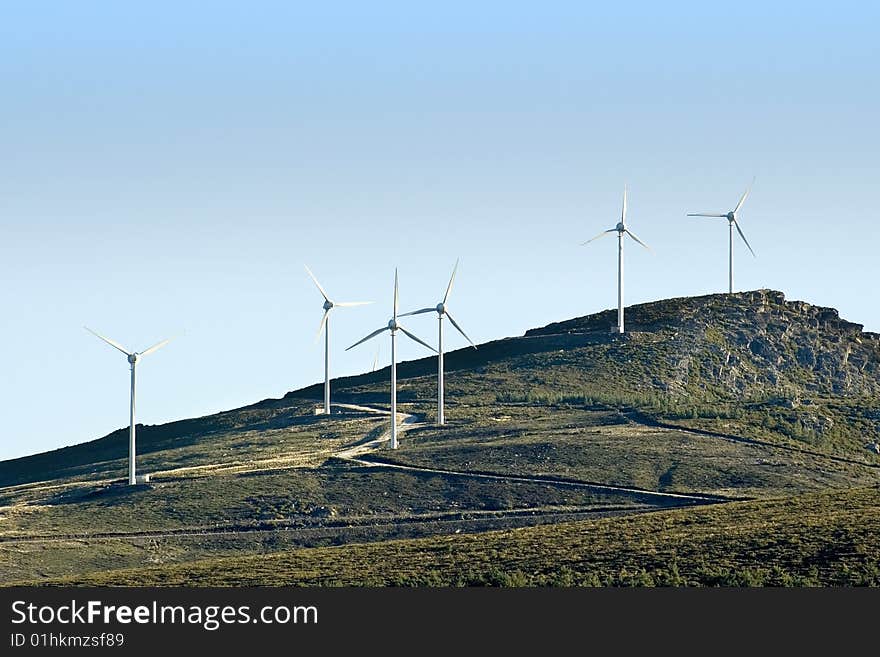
{"left": 32, "top": 486, "right": 880, "bottom": 587}
{"left": 1, "top": 290, "right": 879, "bottom": 586}
{"left": 385, "top": 405, "right": 880, "bottom": 499}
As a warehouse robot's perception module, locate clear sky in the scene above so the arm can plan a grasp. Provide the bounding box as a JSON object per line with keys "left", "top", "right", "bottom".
{"left": 1, "top": 1, "right": 877, "bottom": 461}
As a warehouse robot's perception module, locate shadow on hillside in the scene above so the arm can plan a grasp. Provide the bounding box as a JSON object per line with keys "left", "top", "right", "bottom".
{"left": 40, "top": 481, "right": 153, "bottom": 507}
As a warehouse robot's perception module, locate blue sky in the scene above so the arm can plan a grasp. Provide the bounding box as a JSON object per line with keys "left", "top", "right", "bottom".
{"left": 1, "top": 1, "right": 877, "bottom": 460}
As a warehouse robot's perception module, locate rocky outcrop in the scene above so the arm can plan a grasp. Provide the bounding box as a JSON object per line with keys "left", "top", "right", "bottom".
{"left": 526, "top": 290, "right": 880, "bottom": 399}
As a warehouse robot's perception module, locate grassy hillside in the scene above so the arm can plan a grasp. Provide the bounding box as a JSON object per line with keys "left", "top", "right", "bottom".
{"left": 4, "top": 290, "right": 877, "bottom": 490}
{"left": 382, "top": 405, "right": 880, "bottom": 499}
{"left": 34, "top": 486, "right": 880, "bottom": 587}
{"left": 2, "top": 290, "right": 879, "bottom": 586}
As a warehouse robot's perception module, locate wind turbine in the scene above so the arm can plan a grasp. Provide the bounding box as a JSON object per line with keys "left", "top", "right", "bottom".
{"left": 304, "top": 265, "right": 372, "bottom": 415}
{"left": 582, "top": 185, "right": 650, "bottom": 334}
{"left": 400, "top": 259, "right": 476, "bottom": 425}
{"left": 84, "top": 327, "right": 172, "bottom": 486}
{"left": 346, "top": 269, "right": 436, "bottom": 448}
{"left": 371, "top": 344, "right": 381, "bottom": 372}
{"left": 687, "top": 180, "right": 757, "bottom": 293}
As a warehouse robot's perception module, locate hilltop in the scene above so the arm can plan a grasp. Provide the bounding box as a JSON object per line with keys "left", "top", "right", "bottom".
{"left": 529, "top": 289, "right": 880, "bottom": 398}
{"left": 4, "top": 289, "right": 877, "bottom": 489}
{"left": 1, "top": 290, "right": 879, "bottom": 586}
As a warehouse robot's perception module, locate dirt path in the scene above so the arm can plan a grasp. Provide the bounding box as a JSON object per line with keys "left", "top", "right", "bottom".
{"left": 0, "top": 402, "right": 730, "bottom": 549}
{"left": 0, "top": 503, "right": 656, "bottom": 546}
{"left": 346, "top": 455, "right": 733, "bottom": 502}
{"left": 332, "top": 403, "right": 423, "bottom": 459}
{"left": 330, "top": 403, "right": 732, "bottom": 504}
{"left": 0, "top": 405, "right": 386, "bottom": 498}
{"left": 623, "top": 409, "right": 880, "bottom": 470}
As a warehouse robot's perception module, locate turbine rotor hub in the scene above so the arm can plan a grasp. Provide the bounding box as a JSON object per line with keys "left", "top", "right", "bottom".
{"left": 727, "top": 212, "right": 736, "bottom": 222}
{"left": 436, "top": 303, "right": 445, "bottom": 314}
{"left": 616, "top": 222, "right": 625, "bottom": 232}
{"left": 128, "top": 353, "right": 138, "bottom": 365}
{"left": 388, "top": 319, "right": 398, "bottom": 331}
{"left": 323, "top": 300, "right": 334, "bottom": 311}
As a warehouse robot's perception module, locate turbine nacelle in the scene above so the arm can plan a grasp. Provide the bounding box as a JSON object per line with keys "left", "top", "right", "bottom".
{"left": 323, "top": 299, "right": 334, "bottom": 311}
{"left": 85, "top": 327, "right": 172, "bottom": 365}
{"left": 684, "top": 179, "right": 758, "bottom": 294}
{"left": 615, "top": 221, "right": 625, "bottom": 232}
{"left": 346, "top": 270, "right": 437, "bottom": 356}
{"left": 397, "top": 260, "right": 475, "bottom": 352}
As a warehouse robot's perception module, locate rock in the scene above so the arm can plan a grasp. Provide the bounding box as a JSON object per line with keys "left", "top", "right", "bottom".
{"left": 796, "top": 346, "right": 816, "bottom": 368}
{"left": 522, "top": 289, "right": 880, "bottom": 400}
{"left": 749, "top": 338, "right": 767, "bottom": 356}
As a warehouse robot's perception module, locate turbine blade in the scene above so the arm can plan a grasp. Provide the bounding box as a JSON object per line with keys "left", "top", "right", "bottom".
{"left": 334, "top": 301, "right": 373, "bottom": 307}
{"left": 393, "top": 268, "right": 399, "bottom": 321}
{"left": 621, "top": 184, "right": 627, "bottom": 225}
{"left": 686, "top": 213, "right": 727, "bottom": 218}
{"left": 734, "top": 220, "right": 757, "bottom": 257}
{"left": 446, "top": 311, "right": 476, "bottom": 349}
{"left": 399, "top": 307, "right": 436, "bottom": 318}
{"left": 581, "top": 229, "right": 616, "bottom": 245}
{"left": 443, "top": 258, "right": 459, "bottom": 305}
{"left": 140, "top": 337, "right": 172, "bottom": 358}
{"left": 346, "top": 326, "right": 388, "bottom": 351}
{"left": 84, "top": 327, "right": 131, "bottom": 356}
{"left": 734, "top": 178, "right": 755, "bottom": 214}
{"left": 304, "top": 264, "right": 330, "bottom": 302}
{"left": 398, "top": 325, "right": 437, "bottom": 353}
{"left": 625, "top": 229, "right": 651, "bottom": 250}
{"left": 315, "top": 309, "right": 330, "bottom": 342}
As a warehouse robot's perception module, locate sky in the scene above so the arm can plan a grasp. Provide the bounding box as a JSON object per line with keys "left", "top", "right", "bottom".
{"left": 1, "top": 1, "right": 878, "bottom": 461}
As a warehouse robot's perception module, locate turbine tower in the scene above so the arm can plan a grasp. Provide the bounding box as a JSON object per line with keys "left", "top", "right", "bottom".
{"left": 346, "top": 269, "right": 436, "bottom": 448}
{"left": 687, "top": 180, "right": 757, "bottom": 293}
{"left": 304, "top": 265, "right": 372, "bottom": 415}
{"left": 84, "top": 327, "right": 172, "bottom": 486}
{"left": 400, "top": 259, "right": 476, "bottom": 426}
{"left": 582, "top": 185, "right": 651, "bottom": 334}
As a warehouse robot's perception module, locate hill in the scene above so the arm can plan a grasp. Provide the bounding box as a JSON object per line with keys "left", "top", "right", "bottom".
{"left": 40, "top": 486, "right": 880, "bottom": 587}
{"left": 1, "top": 290, "right": 879, "bottom": 586}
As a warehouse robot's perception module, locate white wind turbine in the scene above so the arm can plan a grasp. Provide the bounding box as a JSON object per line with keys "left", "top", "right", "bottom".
{"left": 687, "top": 180, "right": 757, "bottom": 293}
{"left": 346, "top": 269, "right": 436, "bottom": 448}
{"left": 400, "top": 259, "right": 476, "bottom": 426}
{"left": 582, "top": 185, "right": 651, "bottom": 334}
{"left": 371, "top": 344, "right": 381, "bottom": 372}
{"left": 84, "top": 327, "right": 172, "bottom": 486}
{"left": 304, "top": 265, "right": 372, "bottom": 415}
